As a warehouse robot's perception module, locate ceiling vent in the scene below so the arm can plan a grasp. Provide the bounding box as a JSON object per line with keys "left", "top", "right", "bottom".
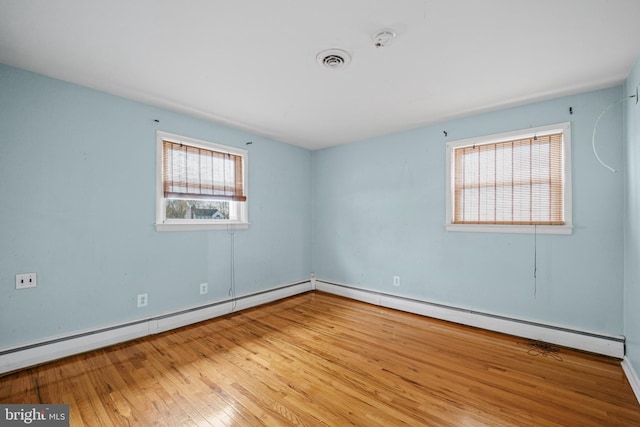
{"left": 316, "top": 49, "right": 351, "bottom": 69}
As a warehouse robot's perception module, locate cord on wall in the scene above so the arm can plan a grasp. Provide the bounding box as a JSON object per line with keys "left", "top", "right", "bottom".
{"left": 533, "top": 224, "right": 537, "bottom": 299}
{"left": 228, "top": 226, "right": 237, "bottom": 312}
{"left": 592, "top": 93, "right": 637, "bottom": 173}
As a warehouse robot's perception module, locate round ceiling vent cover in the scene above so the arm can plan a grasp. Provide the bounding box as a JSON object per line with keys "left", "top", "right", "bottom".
{"left": 317, "top": 49, "right": 352, "bottom": 69}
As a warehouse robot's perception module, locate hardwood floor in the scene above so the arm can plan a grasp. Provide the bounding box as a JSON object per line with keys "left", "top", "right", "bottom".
{"left": 2, "top": 291, "right": 640, "bottom": 426}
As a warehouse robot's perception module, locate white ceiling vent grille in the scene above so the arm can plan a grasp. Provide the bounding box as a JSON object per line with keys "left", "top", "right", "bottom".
{"left": 317, "top": 49, "right": 351, "bottom": 69}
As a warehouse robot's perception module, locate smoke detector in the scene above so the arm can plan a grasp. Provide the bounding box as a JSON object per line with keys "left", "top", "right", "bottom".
{"left": 316, "top": 49, "right": 352, "bottom": 69}
{"left": 373, "top": 29, "right": 396, "bottom": 48}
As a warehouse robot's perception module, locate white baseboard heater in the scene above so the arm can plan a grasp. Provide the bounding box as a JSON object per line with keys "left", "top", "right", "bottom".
{"left": 0, "top": 280, "right": 313, "bottom": 375}
{"left": 315, "top": 280, "right": 625, "bottom": 359}
{"left": 0, "top": 278, "right": 626, "bottom": 375}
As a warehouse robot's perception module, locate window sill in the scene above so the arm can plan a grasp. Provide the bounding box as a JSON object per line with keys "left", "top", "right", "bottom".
{"left": 445, "top": 224, "right": 573, "bottom": 235}
{"left": 155, "top": 222, "right": 249, "bottom": 232}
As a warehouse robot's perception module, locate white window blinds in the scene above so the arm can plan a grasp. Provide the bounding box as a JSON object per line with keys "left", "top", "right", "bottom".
{"left": 162, "top": 140, "right": 246, "bottom": 202}
{"left": 453, "top": 133, "right": 564, "bottom": 225}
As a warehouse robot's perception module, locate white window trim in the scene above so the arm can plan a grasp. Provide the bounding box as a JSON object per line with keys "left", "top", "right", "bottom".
{"left": 445, "top": 122, "right": 572, "bottom": 235}
{"left": 155, "top": 131, "right": 249, "bottom": 231}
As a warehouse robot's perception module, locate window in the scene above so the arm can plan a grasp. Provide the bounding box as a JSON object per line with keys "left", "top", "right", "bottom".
{"left": 155, "top": 131, "right": 248, "bottom": 231}
{"left": 445, "top": 122, "right": 572, "bottom": 234}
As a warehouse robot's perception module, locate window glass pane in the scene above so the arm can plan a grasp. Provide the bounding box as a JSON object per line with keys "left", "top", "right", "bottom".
{"left": 165, "top": 199, "right": 231, "bottom": 220}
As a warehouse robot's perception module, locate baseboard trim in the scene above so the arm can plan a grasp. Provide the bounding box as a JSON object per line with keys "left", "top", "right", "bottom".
{"left": 316, "top": 280, "right": 625, "bottom": 359}
{"left": 622, "top": 357, "right": 640, "bottom": 404}
{"left": 0, "top": 280, "right": 312, "bottom": 375}
{"left": 1, "top": 279, "right": 627, "bottom": 377}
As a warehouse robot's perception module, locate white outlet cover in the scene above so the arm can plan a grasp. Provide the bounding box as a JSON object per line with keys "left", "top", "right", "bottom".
{"left": 200, "top": 283, "right": 208, "bottom": 295}
{"left": 137, "top": 293, "right": 148, "bottom": 307}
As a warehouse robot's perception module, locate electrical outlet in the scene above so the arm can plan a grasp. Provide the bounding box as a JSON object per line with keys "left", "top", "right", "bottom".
{"left": 393, "top": 276, "right": 400, "bottom": 286}
{"left": 16, "top": 273, "right": 37, "bottom": 289}
{"left": 199, "top": 283, "right": 208, "bottom": 295}
{"left": 137, "top": 293, "right": 148, "bottom": 308}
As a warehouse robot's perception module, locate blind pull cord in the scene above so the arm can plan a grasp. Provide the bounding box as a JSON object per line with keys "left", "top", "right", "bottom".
{"left": 533, "top": 224, "right": 537, "bottom": 299}
{"left": 228, "top": 226, "right": 237, "bottom": 313}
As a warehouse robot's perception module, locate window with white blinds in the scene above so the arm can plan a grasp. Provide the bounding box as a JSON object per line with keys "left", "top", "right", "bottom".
{"left": 162, "top": 141, "right": 246, "bottom": 202}
{"left": 446, "top": 123, "right": 572, "bottom": 234}
{"left": 156, "top": 132, "right": 248, "bottom": 231}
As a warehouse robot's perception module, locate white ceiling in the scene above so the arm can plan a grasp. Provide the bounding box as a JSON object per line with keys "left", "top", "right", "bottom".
{"left": 1, "top": 0, "right": 640, "bottom": 150}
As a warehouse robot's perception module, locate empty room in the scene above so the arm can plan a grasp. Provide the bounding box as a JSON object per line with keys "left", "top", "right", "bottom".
{"left": 2, "top": 0, "right": 640, "bottom": 425}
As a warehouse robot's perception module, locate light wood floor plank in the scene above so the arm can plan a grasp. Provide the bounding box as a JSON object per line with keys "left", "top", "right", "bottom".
{"left": 1, "top": 291, "right": 639, "bottom": 426}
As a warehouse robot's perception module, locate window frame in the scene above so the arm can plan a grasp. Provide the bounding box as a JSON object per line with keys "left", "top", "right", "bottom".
{"left": 155, "top": 131, "right": 249, "bottom": 231}
{"left": 445, "top": 122, "right": 572, "bottom": 235}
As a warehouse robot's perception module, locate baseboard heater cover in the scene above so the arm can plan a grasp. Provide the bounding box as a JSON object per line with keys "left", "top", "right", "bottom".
{"left": 315, "top": 280, "right": 625, "bottom": 359}
{"left": 0, "top": 280, "right": 312, "bottom": 375}
{"left": 622, "top": 357, "right": 640, "bottom": 405}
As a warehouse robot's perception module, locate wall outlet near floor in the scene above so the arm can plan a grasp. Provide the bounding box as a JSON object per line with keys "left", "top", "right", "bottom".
{"left": 16, "top": 273, "right": 37, "bottom": 289}
{"left": 199, "top": 283, "right": 208, "bottom": 295}
{"left": 393, "top": 276, "right": 400, "bottom": 286}
{"left": 137, "top": 293, "right": 148, "bottom": 308}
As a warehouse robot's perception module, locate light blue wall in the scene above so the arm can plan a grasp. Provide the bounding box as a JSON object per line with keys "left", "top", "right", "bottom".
{"left": 1, "top": 61, "right": 631, "bottom": 353}
{"left": 0, "top": 64, "right": 312, "bottom": 349}
{"left": 312, "top": 86, "right": 625, "bottom": 335}
{"left": 624, "top": 56, "right": 640, "bottom": 373}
